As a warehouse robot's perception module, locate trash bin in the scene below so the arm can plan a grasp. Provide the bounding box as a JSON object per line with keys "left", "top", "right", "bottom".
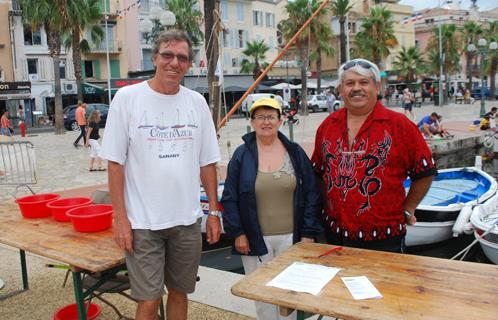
{"left": 434, "top": 94, "right": 439, "bottom": 106}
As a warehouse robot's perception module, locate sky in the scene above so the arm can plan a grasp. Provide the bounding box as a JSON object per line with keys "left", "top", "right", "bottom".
{"left": 398, "top": 0, "right": 497, "bottom": 12}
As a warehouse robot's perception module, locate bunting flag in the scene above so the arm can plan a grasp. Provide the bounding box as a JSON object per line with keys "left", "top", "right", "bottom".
{"left": 114, "top": 0, "right": 142, "bottom": 18}
{"left": 400, "top": 12, "right": 423, "bottom": 25}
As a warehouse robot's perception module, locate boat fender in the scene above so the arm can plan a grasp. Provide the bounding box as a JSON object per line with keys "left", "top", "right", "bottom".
{"left": 453, "top": 205, "right": 473, "bottom": 237}
{"left": 462, "top": 222, "right": 475, "bottom": 235}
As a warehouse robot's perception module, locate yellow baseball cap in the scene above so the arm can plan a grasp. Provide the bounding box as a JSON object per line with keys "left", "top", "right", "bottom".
{"left": 249, "top": 97, "right": 282, "bottom": 115}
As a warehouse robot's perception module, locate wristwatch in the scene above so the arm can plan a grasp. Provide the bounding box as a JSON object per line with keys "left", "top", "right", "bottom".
{"left": 404, "top": 210, "right": 413, "bottom": 219}
{"left": 208, "top": 210, "right": 222, "bottom": 218}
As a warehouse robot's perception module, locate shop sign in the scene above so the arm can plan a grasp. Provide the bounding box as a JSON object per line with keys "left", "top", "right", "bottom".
{"left": 0, "top": 82, "right": 31, "bottom": 93}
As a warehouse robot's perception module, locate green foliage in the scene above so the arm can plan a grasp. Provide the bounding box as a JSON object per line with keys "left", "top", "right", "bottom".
{"left": 310, "top": 0, "right": 334, "bottom": 62}
{"left": 354, "top": 6, "right": 397, "bottom": 67}
{"left": 392, "top": 46, "right": 425, "bottom": 83}
{"left": 427, "top": 24, "right": 461, "bottom": 76}
{"left": 330, "top": 0, "right": 353, "bottom": 63}
{"left": 167, "top": 0, "right": 203, "bottom": 46}
{"left": 240, "top": 40, "right": 270, "bottom": 76}
{"left": 330, "top": 0, "right": 354, "bottom": 21}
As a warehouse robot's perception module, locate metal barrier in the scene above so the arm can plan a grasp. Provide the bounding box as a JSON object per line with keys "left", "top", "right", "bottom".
{"left": 0, "top": 141, "right": 37, "bottom": 195}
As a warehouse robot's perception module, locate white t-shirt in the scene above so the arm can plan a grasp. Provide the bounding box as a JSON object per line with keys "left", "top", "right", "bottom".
{"left": 101, "top": 81, "right": 220, "bottom": 230}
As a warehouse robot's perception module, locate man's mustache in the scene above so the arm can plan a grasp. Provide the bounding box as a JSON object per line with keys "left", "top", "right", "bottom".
{"left": 349, "top": 91, "right": 367, "bottom": 97}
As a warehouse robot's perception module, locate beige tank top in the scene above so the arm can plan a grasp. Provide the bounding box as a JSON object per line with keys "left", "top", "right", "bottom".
{"left": 255, "top": 153, "right": 296, "bottom": 235}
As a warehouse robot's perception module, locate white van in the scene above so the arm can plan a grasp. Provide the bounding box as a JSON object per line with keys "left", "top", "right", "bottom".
{"left": 241, "top": 93, "right": 289, "bottom": 114}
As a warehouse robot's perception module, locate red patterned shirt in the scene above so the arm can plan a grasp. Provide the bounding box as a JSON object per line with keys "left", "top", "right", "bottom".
{"left": 312, "top": 101, "right": 437, "bottom": 241}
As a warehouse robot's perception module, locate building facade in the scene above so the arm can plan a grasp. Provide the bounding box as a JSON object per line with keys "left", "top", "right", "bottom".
{"left": 414, "top": 3, "right": 498, "bottom": 84}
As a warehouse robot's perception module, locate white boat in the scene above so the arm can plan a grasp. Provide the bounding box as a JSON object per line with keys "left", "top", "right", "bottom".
{"left": 200, "top": 183, "right": 225, "bottom": 235}
{"left": 470, "top": 196, "right": 498, "bottom": 264}
{"left": 405, "top": 167, "right": 497, "bottom": 246}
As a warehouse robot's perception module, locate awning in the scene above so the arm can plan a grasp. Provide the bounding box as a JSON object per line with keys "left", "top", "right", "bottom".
{"left": 271, "top": 83, "right": 301, "bottom": 90}
{"left": 0, "top": 93, "right": 31, "bottom": 100}
{"left": 83, "top": 82, "right": 105, "bottom": 95}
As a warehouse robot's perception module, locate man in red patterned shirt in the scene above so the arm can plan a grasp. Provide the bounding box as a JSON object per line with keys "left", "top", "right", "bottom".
{"left": 311, "top": 59, "right": 437, "bottom": 252}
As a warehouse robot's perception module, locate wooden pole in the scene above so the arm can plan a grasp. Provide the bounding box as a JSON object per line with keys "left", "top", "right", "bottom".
{"left": 217, "top": 0, "right": 330, "bottom": 130}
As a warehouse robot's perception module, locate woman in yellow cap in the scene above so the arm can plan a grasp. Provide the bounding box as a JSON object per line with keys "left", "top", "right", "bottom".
{"left": 221, "top": 97, "right": 322, "bottom": 320}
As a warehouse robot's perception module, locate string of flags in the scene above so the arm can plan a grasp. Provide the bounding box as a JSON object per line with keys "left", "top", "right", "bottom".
{"left": 400, "top": 12, "right": 423, "bottom": 25}
{"left": 112, "top": 0, "right": 142, "bottom": 19}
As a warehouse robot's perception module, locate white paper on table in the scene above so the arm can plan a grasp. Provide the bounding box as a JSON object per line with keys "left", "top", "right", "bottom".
{"left": 266, "top": 262, "right": 341, "bottom": 295}
{"left": 341, "top": 276, "right": 383, "bottom": 300}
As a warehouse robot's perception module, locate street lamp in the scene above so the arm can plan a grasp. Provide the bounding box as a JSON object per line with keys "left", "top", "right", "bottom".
{"left": 467, "top": 39, "right": 498, "bottom": 117}
{"left": 139, "top": 5, "right": 176, "bottom": 44}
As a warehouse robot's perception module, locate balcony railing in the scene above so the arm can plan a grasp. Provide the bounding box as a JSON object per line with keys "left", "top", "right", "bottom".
{"left": 89, "top": 41, "right": 121, "bottom": 53}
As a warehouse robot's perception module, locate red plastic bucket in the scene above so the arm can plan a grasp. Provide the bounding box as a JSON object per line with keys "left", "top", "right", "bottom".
{"left": 47, "top": 197, "right": 93, "bottom": 222}
{"left": 53, "top": 302, "right": 101, "bottom": 320}
{"left": 15, "top": 193, "right": 61, "bottom": 219}
{"left": 66, "top": 204, "right": 113, "bottom": 233}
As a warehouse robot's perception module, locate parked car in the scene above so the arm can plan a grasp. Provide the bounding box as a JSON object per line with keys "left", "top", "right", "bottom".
{"left": 306, "top": 94, "right": 341, "bottom": 112}
{"left": 471, "top": 87, "right": 498, "bottom": 99}
{"left": 63, "top": 103, "right": 109, "bottom": 131}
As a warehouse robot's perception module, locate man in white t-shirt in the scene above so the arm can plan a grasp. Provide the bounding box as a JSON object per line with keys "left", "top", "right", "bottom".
{"left": 101, "top": 30, "right": 221, "bottom": 320}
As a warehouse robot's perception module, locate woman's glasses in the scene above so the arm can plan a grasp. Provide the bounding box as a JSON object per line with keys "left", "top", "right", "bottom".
{"left": 253, "top": 115, "right": 279, "bottom": 122}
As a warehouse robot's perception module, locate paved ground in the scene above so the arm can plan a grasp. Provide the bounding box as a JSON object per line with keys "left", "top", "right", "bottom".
{"left": 0, "top": 99, "right": 496, "bottom": 319}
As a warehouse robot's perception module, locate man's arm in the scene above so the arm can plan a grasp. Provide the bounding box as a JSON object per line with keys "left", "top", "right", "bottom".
{"left": 108, "top": 161, "right": 133, "bottom": 253}
{"left": 404, "top": 175, "right": 433, "bottom": 225}
{"left": 200, "top": 163, "right": 221, "bottom": 244}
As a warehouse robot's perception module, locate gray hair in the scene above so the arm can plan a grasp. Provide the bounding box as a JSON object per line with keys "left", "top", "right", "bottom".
{"left": 152, "top": 29, "right": 193, "bottom": 62}
{"left": 338, "top": 58, "right": 381, "bottom": 84}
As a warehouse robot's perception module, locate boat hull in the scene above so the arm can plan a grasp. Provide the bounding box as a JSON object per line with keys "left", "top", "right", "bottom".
{"left": 475, "top": 231, "right": 498, "bottom": 264}
{"left": 406, "top": 167, "right": 497, "bottom": 247}
{"left": 406, "top": 221, "right": 455, "bottom": 246}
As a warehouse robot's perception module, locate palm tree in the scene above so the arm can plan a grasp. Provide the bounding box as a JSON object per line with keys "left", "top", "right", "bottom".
{"left": 354, "top": 6, "right": 397, "bottom": 67}
{"left": 240, "top": 40, "right": 270, "bottom": 78}
{"left": 310, "top": 0, "right": 334, "bottom": 94}
{"left": 167, "top": 0, "right": 203, "bottom": 46}
{"left": 427, "top": 24, "right": 461, "bottom": 101}
{"left": 483, "top": 21, "right": 498, "bottom": 101}
{"left": 462, "top": 21, "right": 483, "bottom": 91}
{"left": 279, "top": 0, "right": 316, "bottom": 114}
{"left": 330, "top": 0, "right": 353, "bottom": 65}
{"left": 64, "top": 0, "right": 103, "bottom": 101}
{"left": 204, "top": 0, "right": 220, "bottom": 126}
{"left": 20, "top": 0, "right": 67, "bottom": 134}
{"left": 393, "top": 46, "right": 425, "bottom": 90}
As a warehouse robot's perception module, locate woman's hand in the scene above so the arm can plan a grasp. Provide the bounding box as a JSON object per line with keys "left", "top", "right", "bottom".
{"left": 235, "top": 235, "right": 250, "bottom": 255}
{"left": 300, "top": 237, "right": 314, "bottom": 243}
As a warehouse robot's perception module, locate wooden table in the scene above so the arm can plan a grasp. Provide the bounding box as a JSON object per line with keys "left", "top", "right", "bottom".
{"left": 232, "top": 242, "right": 498, "bottom": 320}
{"left": 0, "top": 186, "right": 126, "bottom": 320}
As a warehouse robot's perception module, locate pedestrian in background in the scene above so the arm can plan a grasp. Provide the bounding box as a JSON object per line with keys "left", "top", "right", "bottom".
{"left": 18, "top": 106, "right": 26, "bottom": 137}
{"left": 403, "top": 88, "right": 415, "bottom": 120}
{"left": 73, "top": 101, "right": 87, "bottom": 147}
{"left": 326, "top": 90, "right": 336, "bottom": 113}
{"left": 85, "top": 110, "right": 105, "bottom": 172}
{"left": 1, "top": 111, "right": 13, "bottom": 136}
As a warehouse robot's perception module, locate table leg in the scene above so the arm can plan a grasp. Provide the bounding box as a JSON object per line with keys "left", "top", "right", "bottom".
{"left": 72, "top": 271, "right": 87, "bottom": 320}
{"left": 297, "top": 311, "right": 305, "bottom": 320}
{"left": 20, "top": 250, "right": 29, "bottom": 290}
{"left": 297, "top": 311, "right": 323, "bottom": 320}
{"left": 0, "top": 249, "right": 29, "bottom": 300}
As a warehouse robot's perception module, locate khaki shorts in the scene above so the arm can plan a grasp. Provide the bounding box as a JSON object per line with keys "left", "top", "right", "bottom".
{"left": 125, "top": 218, "right": 202, "bottom": 300}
